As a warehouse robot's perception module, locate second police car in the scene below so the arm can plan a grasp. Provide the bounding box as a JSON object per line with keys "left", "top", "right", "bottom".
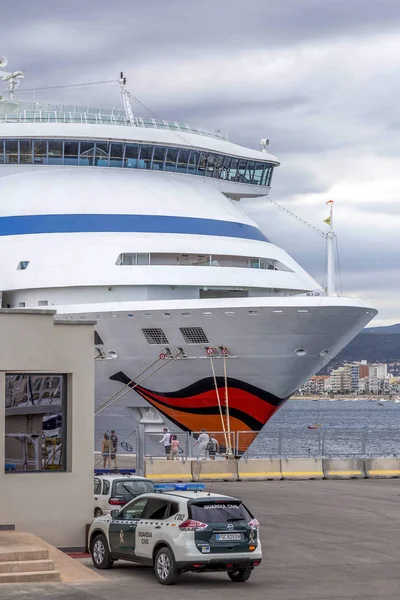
{"left": 88, "top": 484, "right": 262, "bottom": 585}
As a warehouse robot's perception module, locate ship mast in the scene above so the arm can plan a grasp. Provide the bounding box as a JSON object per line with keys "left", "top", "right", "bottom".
{"left": 119, "top": 72, "right": 135, "bottom": 126}
{"left": 0, "top": 55, "right": 24, "bottom": 102}
{"left": 326, "top": 200, "right": 336, "bottom": 297}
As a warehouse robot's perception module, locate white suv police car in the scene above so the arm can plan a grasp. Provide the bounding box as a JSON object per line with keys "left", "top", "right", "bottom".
{"left": 88, "top": 484, "right": 262, "bottom": 585}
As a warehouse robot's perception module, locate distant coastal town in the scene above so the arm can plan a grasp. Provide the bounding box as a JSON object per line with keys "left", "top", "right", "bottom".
{"left": 294, "top": 361, "right": 400, "bottom": 398}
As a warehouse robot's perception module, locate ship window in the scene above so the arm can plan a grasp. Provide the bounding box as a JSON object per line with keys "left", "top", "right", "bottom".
{"left": 152, "top": 146, "right": 166, "bottom": 170}
{"left": 5, "top": 139, "right": 18, "bottom": 164}
{"left": 138, "top": 145, "right": 153, "bottom": 169}
{"left": 206, "top": 153, "right": 221, "bottom": 178}
{"left": 109, "top": 142, "right": 123, "bottom": 167}
{"left": 0, "top": 137, "right": 275, "bottom": 187}
{"left": 47, "top": 140, "right": 62, "bottom": 165}
{"left": 228, "top": 157, "right": 239, "bottom": 181}
{"left": 17, "top": 261, "right": 29, "bottom": 270}
{"left": 18, "top": 302, "right": 26, "bottom": 307}
{"left": 245, "top": 161, "right": 256, "bottom": 184}
{"left": 38, "top": 300, "right": 48, "bottom": 306}
{"left": 116, "top": 253, "right": 135, "bottom": 265}
{"left": 137, "top": 253, "right": 150, "bottom": 265}
{"left": 197, "top": 152, "right": 207, "bottom": 176}
{"left": 262, "top": 166, "right": 273, "bottom": 186}
{"left": 142, "top": 328, "right": 169, "bottom": 345}
{"left": 179, "top": 327, "right": 209, "bottom": 344}
{"left": 253, "top": 163, "right": 264, "bottom": 184}
{"left": 176, "top": 149, "right": 190, "bottom": 173}
{"left": 125, "top": 143, "right": 139, "bottom": 168}
{"left": 186, "top": 150, "right": 198, "bottom": 174}
{"left": 93, "top": 142, "right": 109, "bottom": 166}
{"left": 79, "top": 141, "right": 95, "bottom": 166}
{"left": 64, "top": 141, "right": 79, "bottom": 164}
{"left": 115, "top": 252, "right": 292, "bottom": 271}
{"left": 163, "top": 147, "right": 178, "bottom": 171}
{"left": 220, "top": 155, "right": 232, "bottom": 180}
{"left": 19, "top": 140, "right": 33, "bottom": 164}
{"left": 237, "top": 159, "right": 247, "bottom": 183}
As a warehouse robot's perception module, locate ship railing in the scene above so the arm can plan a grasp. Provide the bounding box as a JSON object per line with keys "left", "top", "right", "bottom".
{"left": 0, "top": 102, "right": 229, "bottom": 140}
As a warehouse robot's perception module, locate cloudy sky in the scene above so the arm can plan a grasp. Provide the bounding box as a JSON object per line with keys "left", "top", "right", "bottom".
{"left": 2, "top": 0, "right": 399, "bottom": 325}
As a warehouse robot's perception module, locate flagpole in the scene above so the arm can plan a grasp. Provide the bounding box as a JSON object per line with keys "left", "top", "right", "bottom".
{"left": 326, "top": 200, "right": 336, "bottom": 296}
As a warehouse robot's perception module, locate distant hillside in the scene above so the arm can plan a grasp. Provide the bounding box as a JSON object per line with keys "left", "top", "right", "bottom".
{"left": 319, "top": 323, "right": 400, "bottom": 374}
{"left": 365, "top": 324, "right": 400, "bottom": 334}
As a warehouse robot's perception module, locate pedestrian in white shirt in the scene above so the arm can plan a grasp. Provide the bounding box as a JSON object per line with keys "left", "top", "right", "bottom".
{"left": 159, "top": 428, "right": 172, "bottom": 459}
{"left": 194, "top": 429, "right": 210, "bottom": 460}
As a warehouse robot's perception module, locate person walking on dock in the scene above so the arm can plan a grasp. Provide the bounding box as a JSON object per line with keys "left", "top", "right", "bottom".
{"left": 159, "top": 428, "right": 172, "bottom": 459}
{"left": 110, "top": 430, "right": 118, "bottom": 469}
{"left": 101, "top": 433, "right": 110, "bottom": 468}
{"left": 170, "top": 435, "right": 180, "bottom": 460}
{"left": 208, "top": 433, "right": 219, "bottom": 460}
{"left": 195, "top": 429, "right": 210, "bottom": 460}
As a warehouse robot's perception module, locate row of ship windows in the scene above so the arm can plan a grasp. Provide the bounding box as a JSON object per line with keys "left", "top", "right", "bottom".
{"left": 0, "top": 139, "right": 274, "bottom": 186}
{"left": 17, "top": 254, "right": 293, "bottom": 272}
{"left": 116, "top": 253, "right": 293, "bottom": 271}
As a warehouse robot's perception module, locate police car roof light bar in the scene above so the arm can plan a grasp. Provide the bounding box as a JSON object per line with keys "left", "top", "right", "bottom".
{"left": 94, "top": 468, "right": 136, "bottom": 475}
{"left": 154, "top": 483, "right": 206, "bottom": 492}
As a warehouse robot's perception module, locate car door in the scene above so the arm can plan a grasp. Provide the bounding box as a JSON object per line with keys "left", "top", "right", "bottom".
{"left": 135, "top": 497, "right": 172, "bottom": 559}
{"left": 94, "top": 478, "right": 102, "bottom": 510}
{"left": 108, "top": 497, "right": 149, "bottom": 558}
{"left": 99, "top": 479, "right": 110, "bottom": 513}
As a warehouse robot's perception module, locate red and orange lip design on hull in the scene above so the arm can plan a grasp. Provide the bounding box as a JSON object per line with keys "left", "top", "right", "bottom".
{"left": 110, "top": 372, "right": 287, "bottom": 453}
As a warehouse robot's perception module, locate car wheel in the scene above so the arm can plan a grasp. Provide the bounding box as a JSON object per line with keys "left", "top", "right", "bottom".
{"left": 94, "top": 508, "right": 103, "bottom": 518}
{"left": 154, "top": 547, "right": 180, "bottom": 585}
{"left": 228, "top": 568, "right": 252, "bottom": 582}
{"left": 91, "top": 534, "right": 114, "bottom": 569}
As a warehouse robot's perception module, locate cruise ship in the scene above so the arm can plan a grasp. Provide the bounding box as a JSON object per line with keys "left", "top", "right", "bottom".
{"left": 0, "top": 58, "right": 378, "bottom": 453}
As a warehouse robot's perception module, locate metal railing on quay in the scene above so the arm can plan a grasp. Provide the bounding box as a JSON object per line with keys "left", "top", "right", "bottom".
{"left": 143, "top": 430, "right": 236, "bottom": 461}
{"left": 94, "top": 428, "right": 400, "bottom": 469}
{"left": 94, "top": 429, "right": 137, "bottom": 470}
{"left": 238, "top": 428, "right": 400, "bottom": 459}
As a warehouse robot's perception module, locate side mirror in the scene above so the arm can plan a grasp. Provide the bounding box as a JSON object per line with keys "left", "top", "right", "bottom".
{"left": 110, "top": 510, "right": 120, "bottom": 519}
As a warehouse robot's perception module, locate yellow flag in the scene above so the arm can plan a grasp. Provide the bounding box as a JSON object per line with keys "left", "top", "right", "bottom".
{"left": 323, "top": 216, "right": 331, "bottom": 226}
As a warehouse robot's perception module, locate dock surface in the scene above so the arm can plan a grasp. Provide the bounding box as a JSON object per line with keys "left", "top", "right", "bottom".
{"left": 2, "top": 479, "right": 400, "bottom": 599}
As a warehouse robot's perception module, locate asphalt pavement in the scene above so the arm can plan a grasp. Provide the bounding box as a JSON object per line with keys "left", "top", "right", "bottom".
{"left": 2, "top": 479, "right": 400, "bottom": 600}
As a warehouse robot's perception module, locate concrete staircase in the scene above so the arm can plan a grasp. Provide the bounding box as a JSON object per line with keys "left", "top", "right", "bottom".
{"left": 0, "top": 547, "right": 59, "bottom": 583}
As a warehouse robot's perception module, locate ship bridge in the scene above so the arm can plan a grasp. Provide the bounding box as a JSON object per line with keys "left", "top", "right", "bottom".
{"left": 0, "top": 102, "right": 280, "bottom": 200}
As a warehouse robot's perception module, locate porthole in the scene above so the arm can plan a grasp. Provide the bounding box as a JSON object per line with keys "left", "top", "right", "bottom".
{"left": 294, "top": 348, "right": 307, "bottom": 357}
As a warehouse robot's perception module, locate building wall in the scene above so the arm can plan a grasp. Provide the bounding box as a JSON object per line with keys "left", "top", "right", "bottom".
{"left": 0, "top": 310, "right": 95, "bottom": 549}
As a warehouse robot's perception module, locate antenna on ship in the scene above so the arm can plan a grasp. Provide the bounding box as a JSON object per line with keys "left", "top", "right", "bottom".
{"left": 0, "top": 55, "right": 25, "bottom": 103}
{"left": 119, "top": 72, "right": 135, "bottom": 126}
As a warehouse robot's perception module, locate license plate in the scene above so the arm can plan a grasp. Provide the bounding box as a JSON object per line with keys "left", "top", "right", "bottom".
{"left": 216, "top": 533, "right": 242, "bottom": 541}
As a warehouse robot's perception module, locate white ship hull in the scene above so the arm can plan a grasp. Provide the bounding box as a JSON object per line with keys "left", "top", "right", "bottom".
{"left": 61, "top": 296, "right": 376, "bottom": 451}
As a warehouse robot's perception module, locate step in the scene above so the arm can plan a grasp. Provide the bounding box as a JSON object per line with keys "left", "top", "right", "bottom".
{"left": 0, "top": 549, "right": 48, "bottom": 562}
{"left": 0, "top": 570, "right": 60, "bottom": 583}
{"left": 0, "top": 559, "right": 55, "bottom": 574}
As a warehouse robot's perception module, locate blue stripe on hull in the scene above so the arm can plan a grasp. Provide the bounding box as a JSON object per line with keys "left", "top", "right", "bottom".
{"left": 0, "top": 214, "right": 269, "bottom": 242}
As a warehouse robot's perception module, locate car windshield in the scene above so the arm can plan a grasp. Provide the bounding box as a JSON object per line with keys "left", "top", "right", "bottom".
{"left": 112, "top": 479, "right": 154, "bottom": 496}
{"left": 189, "top": 500, "right": 252, "bottom": 523}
